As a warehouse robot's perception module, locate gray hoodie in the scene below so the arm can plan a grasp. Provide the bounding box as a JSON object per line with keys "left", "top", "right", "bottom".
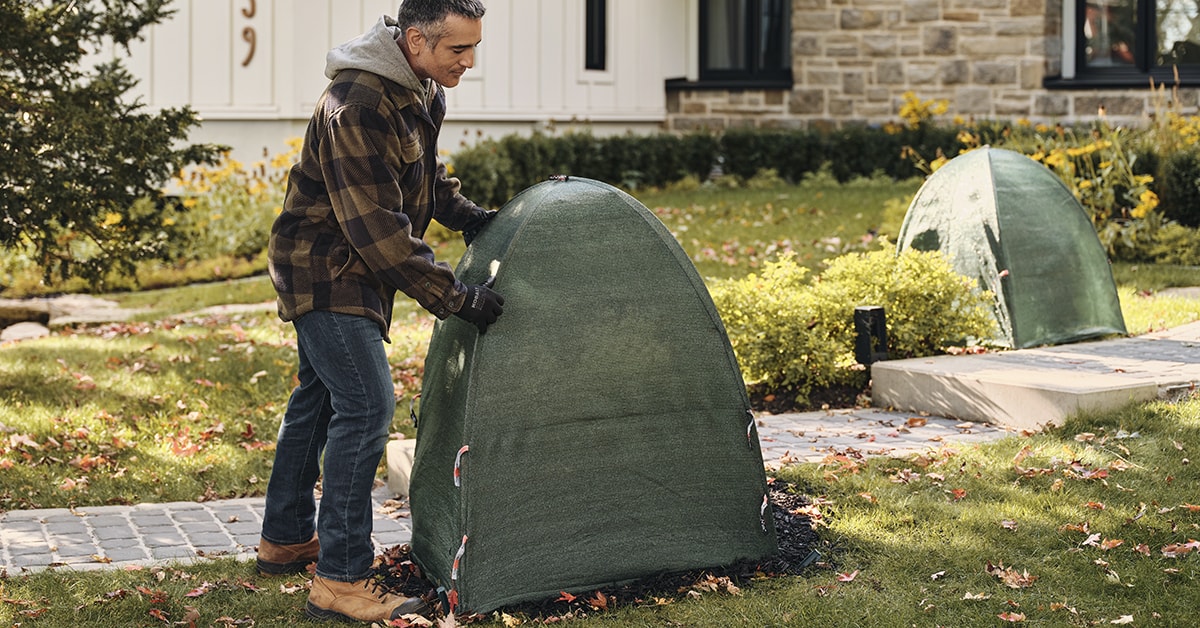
{"left": 324, "top": 15, "right": 431, "bottom": 98}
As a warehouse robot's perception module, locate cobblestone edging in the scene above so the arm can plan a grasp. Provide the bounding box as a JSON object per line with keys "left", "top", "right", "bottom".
{"left": 0, "top": 489, "right": 412, "bottom": 573}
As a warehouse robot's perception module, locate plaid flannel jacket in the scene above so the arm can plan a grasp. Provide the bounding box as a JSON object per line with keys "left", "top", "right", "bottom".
{"left": 268, "top": 69, "right": 487, "bottom": 339}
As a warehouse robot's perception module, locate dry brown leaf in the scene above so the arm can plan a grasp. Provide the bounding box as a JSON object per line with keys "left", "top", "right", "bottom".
{"left": 986, "top": 562, "right": 1038, "bottom": 589}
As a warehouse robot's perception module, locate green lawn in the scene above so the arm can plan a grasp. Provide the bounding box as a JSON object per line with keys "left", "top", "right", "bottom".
{"left": 3, "top": 178, "right": 1200, "bottom": 626}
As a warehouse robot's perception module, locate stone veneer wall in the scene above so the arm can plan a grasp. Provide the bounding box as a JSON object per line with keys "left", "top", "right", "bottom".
{"left": 666, "top": 0, "right": 1200, "bottom": 132}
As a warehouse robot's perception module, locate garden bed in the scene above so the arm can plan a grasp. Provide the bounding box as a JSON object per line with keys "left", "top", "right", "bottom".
{"left": 375, "top": 477, "right": 821, "bottom": 623}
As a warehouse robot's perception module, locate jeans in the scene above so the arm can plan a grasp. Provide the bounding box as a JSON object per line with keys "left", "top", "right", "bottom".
{"left": 261, "top": 311, "right": 394, "bottom": 582}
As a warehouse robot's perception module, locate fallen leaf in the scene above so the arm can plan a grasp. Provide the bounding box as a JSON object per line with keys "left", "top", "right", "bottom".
{"left": 931, "top": 570, "right": 946, "bottom": 580}
{"left": 555, "top": 591, "right": 576, "bottom": 603}
{"left": 836, "top": 570, "right": 859, "bottom": 582}
{"left": 998, "top": 611, "right": 1026, "bottom": 622}
{"left": 986, "top": 562, "right": 1038, "bottom": 589}
{"left": 949, "top": 488, "right": 967, "bottom": 501}
{"left": 586, "top": 591, "right": 608, "bottom": 610}
{"left": 1001, "top": 520, "right": 1019, "bottom": 531}
{"left": 906, "top": 417, "right": 927, "bottom": 428}
{"left": 1110, "top": 615, "right": 1135, "bottom": 624}
{"left": 1100, "top": 538, "right": 1125, "bottom": 551}
{"left": 963, "top": 592, "right": 991, "bottom": 600}
{"left": 1085, "top": 501, "right": 1106, "bottom": 510}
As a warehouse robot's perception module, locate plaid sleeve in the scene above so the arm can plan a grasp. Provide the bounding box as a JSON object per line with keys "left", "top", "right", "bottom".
{"left": 320, "top": 103, "right": 465, "bottom": 317}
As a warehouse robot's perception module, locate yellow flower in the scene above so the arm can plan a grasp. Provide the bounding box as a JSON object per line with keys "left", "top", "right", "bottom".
{"left": 182, "top": 198, "right": 199, "bottom": 209}
{"left": 1131, "top": 190, "right": 1159, "bottom": 218}
{"left": 930, "top": 156, "right": 949, "bottom": 172}
{"left": 101, "top": 212, "right": 122, "bottom": 227}
{"left": 1044, "top": 151, "right": 1067, "bottom": 169}
{"left": 162, "top": 217, "right": 176, "bottom": 226}
{"left": 1016, "top": 118, "right": 1031, "bottom": 127}
{"left": 1035, "top": 123, "right": 1050, "bottom": 133}
{"left": 1078, "top": 180, "right": 1093, "bottom": 189}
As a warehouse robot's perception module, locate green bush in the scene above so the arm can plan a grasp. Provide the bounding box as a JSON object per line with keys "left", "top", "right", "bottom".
{"left": 1156, "top": 148, "right": 1200, "bottom": 227}
{"left": 1149, "top": 223, "right": 1200, "bottom": 265}
{"left": 711, "top": 242, "right": 995, "bottom": 406}
{"left": 450, "top": 126, "right": 960, "bottom": 207}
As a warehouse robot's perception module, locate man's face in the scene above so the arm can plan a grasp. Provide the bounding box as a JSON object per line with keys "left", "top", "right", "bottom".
{"left": 405, "top": 14, "right": 482, "bottom": 88}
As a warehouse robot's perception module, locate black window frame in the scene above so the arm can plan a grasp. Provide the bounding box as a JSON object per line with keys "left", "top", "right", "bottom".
{"left": 1048, "top": 0, "right": 1200, "bottom": 89}
{"left": 693, "top": 0, "right": 792, "bottom": 89}
{"left": 585, "top": 0, "right": 607, "bottom": 71}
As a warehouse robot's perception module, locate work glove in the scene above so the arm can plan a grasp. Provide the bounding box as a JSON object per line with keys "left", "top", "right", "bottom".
{"left": 462, "top": 210, "right": 497, "bottom": 246}
{"left": 454, "top": 276, "right": 504, "bottom": 333}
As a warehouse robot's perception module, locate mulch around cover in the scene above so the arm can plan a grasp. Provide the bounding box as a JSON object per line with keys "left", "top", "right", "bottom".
{"left": 375, "top": 477, "right": 821, "bottom": 623}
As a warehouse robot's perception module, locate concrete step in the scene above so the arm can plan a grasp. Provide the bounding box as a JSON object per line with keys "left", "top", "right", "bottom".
{"left": 870, "top": 321, "right": 1200, "bottom": 432}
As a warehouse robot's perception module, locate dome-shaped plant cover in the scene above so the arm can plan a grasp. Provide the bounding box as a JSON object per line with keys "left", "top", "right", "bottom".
{"left": 409, "top": 177, "right": 776, "bottom": 614}
{"left": 896, "top": 147, "right": 1126, "bottom": 349}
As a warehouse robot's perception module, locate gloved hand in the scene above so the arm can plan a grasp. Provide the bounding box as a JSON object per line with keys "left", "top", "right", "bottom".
{"left": 462, "top": 210, "right": 497, "bottom": 246}
{"left": 454, "top": 277, "right": 504, "bottom": 333}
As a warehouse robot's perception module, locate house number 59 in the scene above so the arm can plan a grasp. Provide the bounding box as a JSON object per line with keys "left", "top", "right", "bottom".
{"left": 240, "top": 0, "right": 257, "bottom": 67}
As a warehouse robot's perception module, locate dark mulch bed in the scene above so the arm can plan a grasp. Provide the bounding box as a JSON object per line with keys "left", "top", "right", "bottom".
{"left": 748, "top": 382, "right": 866, "bottom": 414}
{"left": 376, "top": 477, "right": 822, "bottom": 623}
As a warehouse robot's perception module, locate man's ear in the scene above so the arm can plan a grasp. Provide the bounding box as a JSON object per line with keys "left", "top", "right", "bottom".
{"left": 403, "top": 26, "right": 426, "bottom": 55}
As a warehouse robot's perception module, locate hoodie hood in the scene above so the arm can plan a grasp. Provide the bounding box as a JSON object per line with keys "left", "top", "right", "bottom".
{"left": 325, "top": 15, "right": 426, "bottom": 93}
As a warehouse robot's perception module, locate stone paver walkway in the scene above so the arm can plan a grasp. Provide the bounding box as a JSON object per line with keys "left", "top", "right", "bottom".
{"left": 0, "top": 408, "right": 1012, "bottom": 574}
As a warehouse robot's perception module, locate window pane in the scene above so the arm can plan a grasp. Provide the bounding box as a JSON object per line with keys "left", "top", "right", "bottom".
{"left": 1084, "top": 0, "right": 1138, "bottom": 68}
{"left": 1158, "top": 0, "right": 1200, "bottom": 65}
{"left": 705, "top": 0, "right": 747, "bottom": 71}
{"left": 759, "top": 0, "right": 789, "bottom": 71}
{"left": 585, "top": 0, "right": 606, "bottom": 70}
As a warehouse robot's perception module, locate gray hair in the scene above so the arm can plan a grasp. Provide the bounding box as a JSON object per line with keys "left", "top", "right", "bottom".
{"left": 397, "top": 0, "right": 486, "bottom": 47}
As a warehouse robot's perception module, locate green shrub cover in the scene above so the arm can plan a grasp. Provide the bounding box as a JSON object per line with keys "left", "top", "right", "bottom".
{"left": 410, "top": 177, "right": 777, "bottom": 614}
{"left": 897, "top": 147, "right": 1126, "bottom": 348}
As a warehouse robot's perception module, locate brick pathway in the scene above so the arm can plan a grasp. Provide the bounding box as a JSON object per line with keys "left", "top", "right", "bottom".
{"left": 0, "top": 409, "right": 1011, "bottom": 574}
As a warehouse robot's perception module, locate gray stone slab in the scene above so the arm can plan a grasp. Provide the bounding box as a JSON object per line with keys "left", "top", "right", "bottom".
{"left": 96, "top": 536, "right": 141, "bottom": 549}
{"left": 171, "top": 509, "right": 218, "bottom": 524}
{"left": 149, "top": 545, "right": 196, "bottom": 560}
{"left": 93, "top": 525, "right": 137, "bottom": 541}
{"left": 103, "top": 547, "right": 150, "bottom": 563}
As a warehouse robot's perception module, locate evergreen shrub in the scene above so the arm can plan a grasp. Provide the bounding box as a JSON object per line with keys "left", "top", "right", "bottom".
{"left": 450, "top": 126, "right": 959, "bottom": 208}
{"left": 710, "top": 243, "right": 995, "bottom": 406}
{"left": 1157, "top": 148, "right": 1200, "bottom": 227}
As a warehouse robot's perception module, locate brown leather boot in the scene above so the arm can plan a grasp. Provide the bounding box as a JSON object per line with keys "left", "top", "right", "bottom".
{"left": 256, "top": 534, "right": 319, "bottom": 575}
{"left": 305, "top": 575, "right": 431, "bottom": 623}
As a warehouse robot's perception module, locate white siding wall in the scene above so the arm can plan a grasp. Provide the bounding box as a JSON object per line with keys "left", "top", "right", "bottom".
{"left": 115, "top": 0, "right": 686, "bottom": 161}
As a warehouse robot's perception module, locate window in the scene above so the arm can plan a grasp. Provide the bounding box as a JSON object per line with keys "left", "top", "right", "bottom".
{"left": 698, "top": 0, "right": 791, "bottom": 86}
{"left": 585, "top": 0, "right": 606, "bottom": 71}
{"left": 1057, "top": 0, "right": 1200, "bottom": 86}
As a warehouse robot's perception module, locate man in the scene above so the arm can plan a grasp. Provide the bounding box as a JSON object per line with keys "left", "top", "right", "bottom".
{"left": 256, "top": 0, "right": 502, "bottom": 623}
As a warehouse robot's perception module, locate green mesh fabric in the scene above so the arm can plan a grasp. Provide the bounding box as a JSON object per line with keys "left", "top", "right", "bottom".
{"left": 896, "top": 147, "right": 1126, "bottom": 349}
{"left": 409, "top": 177, "right": 776, "bottom": 614}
